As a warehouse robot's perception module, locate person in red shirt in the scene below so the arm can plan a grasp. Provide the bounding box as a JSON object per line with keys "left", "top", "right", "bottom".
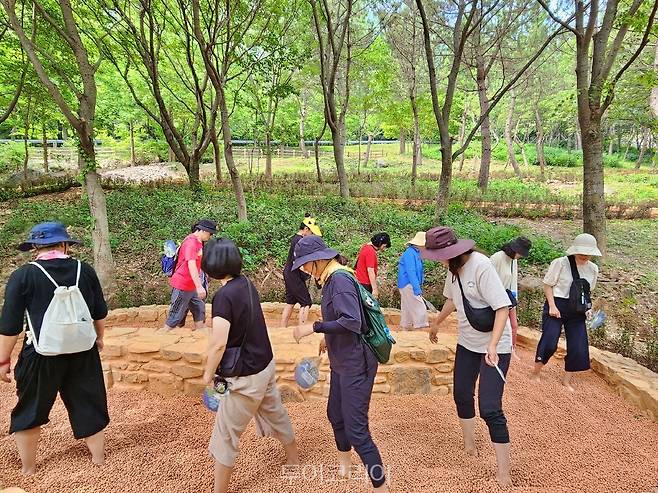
{"left": 354, "top": 233, "right": 391, "bottom": 299}
{"left": 162, "top": 219, "right": 217, "bottom": 331}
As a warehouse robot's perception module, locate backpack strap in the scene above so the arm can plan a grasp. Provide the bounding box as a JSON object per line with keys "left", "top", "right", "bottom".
{"left": 567, "top": 255, "right": 580, "bottom": 280}
{"left": 29, "top": 261, "right": 60, "bottom": 288}
{"left": 75, "top": 260, "right": 82, "bottom": 287}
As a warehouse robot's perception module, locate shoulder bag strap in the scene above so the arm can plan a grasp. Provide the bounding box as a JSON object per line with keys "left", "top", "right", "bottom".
{"left": 237, "top": 276, "right": 255, "bottom": 352}
{"left": 567, "top": 255, "right": 580, "bottom": 280}
{"left": 455, "top": 273, "right": 468, "bottom": 305}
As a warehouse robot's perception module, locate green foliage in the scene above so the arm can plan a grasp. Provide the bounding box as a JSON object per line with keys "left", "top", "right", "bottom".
{"left": 0, "top": 142, "right": 25, "bottom": 174}
{"left": 0, "top": 186, "right": 559, "bottom": 307}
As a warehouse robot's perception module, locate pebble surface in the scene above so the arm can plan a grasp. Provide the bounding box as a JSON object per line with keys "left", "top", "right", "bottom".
{"left": 1, "top": 348, "right": 658, "bottom": 493}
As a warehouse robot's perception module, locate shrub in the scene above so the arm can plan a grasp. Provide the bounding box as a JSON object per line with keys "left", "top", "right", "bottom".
{"left": 0, "top": 142, "right": 26, "bottom": 174}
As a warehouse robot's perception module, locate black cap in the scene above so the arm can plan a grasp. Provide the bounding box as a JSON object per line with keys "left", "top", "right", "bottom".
{"left": 508, "top": 237, "right": 532, "bottom": 257}
{"left": 194, "top": 219, "right": 218, "bottom": 234}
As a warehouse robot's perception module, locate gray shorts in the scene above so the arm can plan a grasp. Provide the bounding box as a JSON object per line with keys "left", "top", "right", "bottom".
{"left": 165, "top": 288, "right": 205, "bottom": 327}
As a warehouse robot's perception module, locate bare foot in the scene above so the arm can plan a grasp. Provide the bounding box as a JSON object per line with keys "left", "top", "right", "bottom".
{"left": 529, "top": 371, "right": 541, "bottom": 382}
{"left": 338, "top": 451, "right": 352, "bottom": 478}
{"left": 512, "top": 349, "right": 521, "bottom": 362}
{"left": 464, "top": 445, "right": 478, "bottom": 457}
{"left": 22, "top": 466, "right": 36, "bottom": 476}
{"left": 561, "top": 381, "right": 575, "bottom": 392}
{"left": 91, "top": 457, "right": 105, "bottom": 466}
{"left": 496, "top": 472, "right": 512, "bottom": 488}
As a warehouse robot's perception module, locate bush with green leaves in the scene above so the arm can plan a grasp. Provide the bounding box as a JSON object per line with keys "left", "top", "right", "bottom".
{"left": 0, "top": 142, "right": 26, "bottom": 174}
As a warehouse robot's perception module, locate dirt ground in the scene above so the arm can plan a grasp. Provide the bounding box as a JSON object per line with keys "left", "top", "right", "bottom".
{"left": 1, "top": 347, "right": 657, "bottom": 493}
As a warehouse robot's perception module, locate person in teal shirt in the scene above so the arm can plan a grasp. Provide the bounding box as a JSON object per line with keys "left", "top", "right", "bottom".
{"left": 397, "top": 232, "right": 428, "bottom": 330}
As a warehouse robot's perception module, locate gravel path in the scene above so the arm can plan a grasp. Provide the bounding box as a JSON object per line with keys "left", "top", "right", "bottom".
{"left": 1, "top": 348, "right": 657, "bottom": 493}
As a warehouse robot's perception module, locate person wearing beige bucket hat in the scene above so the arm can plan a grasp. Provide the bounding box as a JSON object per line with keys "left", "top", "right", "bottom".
{"left": 397, "top": 232, "right": 428, "bottom": 330}
{"left": 421, "top": 226, "right": 514, "bottom": 488}
{"left": 531, "top": 233, "right": 601, "bottom": 391}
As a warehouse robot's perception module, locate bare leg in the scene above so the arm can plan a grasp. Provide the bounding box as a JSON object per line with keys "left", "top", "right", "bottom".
{"left": 338, "top": 450, "right": 352, "bottom": 478}
{"left": 493, "top": 442, "right": 512, "bottom": 487}
{"left": 214, "top": 461, "right": 234, "bottom": 493}
{"left": 561, "top": 372, "right": 575, "bottom": 392}
{"left": 14, "top": 426, "right": 40, "bottom": 475}
{"left": 280, "top": 304, "right": 295, "bottom": 328}
{"left": 298, "top": 306, "right": 310, "bottom": 326}
{"left": 459, "top": 418, "right": 477, "bottom": 456}
{"left": 529, "top": 362, "right": 543, "bottom": 382}
{"left": 84, "top": 430, "right": 105, "bottom": 465}
{"left": 282, "top": 439, "right": 300, "bottom": 465}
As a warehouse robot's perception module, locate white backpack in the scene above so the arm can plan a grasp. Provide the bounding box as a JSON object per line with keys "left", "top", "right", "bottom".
{"left": 25, "top": 260, "right": 98, "bottom": 356}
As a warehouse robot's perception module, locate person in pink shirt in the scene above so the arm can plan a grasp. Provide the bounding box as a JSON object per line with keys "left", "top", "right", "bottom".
{"left": 162, "top": 219, "right": 217, "bottom": 331}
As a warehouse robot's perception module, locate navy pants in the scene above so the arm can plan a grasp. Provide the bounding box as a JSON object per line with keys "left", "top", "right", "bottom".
{"left": 327, "top": 368, "right": 385, "bottom": 487}
{"left": 535, "top": 298, "right": 590, "bottom": 372}
{"left": 453, "top": 344, "right": 511, "bottom": 444}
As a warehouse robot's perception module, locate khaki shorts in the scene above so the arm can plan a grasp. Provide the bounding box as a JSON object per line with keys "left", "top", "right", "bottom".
{"left": 208, "top": 359, "right": 295, "bottom": 467}
{"left": 399, "top": 285, "right": 429, "bottom": 329}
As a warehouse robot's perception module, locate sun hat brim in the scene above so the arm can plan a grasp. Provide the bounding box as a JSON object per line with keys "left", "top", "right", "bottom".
{"left": 420, "top": 239, "right": 476, "bottom": 261}
{"left": 406, "top": 232, "right": 426, "bottom": 247}
{"left": 291, "top": 247, "right": 338, "bottom": 271}
{"left": 566, "top": 245, "right": 602, "bottom": 256}
{"left": 18, "top": 238, "right": 82, "bottom": 252}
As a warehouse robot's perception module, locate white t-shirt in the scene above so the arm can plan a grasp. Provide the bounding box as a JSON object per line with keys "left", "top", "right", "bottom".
{"left": 443, "top": 252, "right": 512, "bottom": 354}
{"left": 543, "top": 256, "right": 598, "bottom": 299}
{"left": 490, "top": 250, "right": 518, "bottom": 294}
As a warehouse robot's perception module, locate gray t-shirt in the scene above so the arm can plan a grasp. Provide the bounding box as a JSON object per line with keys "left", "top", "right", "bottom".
{"left": 443, "top": 252, "right": 512, "bottom": 354}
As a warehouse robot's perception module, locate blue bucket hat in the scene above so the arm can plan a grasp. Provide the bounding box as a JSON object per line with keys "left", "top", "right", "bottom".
{"left": 292, "top": 235, "right": 338, "bottom": 271}
{"left": 18, "top": 222, "right": 82, "bottom": 252}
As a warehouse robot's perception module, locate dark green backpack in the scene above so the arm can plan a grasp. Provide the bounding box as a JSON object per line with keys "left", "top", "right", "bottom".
{"left": 335, "top": 270, "right": 396, "bottom": 364}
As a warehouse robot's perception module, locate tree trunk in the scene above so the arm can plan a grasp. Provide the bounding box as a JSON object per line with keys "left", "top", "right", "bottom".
{"left": 168, "top": 146, "right": 175, "bottom": 162}
{"left": 581, "top": 115, "right": 607, "bottom": 254}
{"left": 211, "top": 128, "right": 222, "bottom": 184}
{"left": 364, "top": 134, "right": 373, "bottom": 167}
{"left": 22, "top": 125, "right": 28, "bottom": 178}
{"left": 608, "top": 124, "right": 614, "bottom": 155}
{"left": 623, "top": 135, "right": 632, "bottom": 160}
{"left": 265, "top": 130, "right": 273, "bottom": 181}
{"left": 78, "top": 141, "right": 117, "bottom": 300}
{"left": 437, "top": 137, "right": 452, "bottom": 221}
{"left": 636, "top": 128, "right": 648, "bottom": 168}
{"left": 331, "top": 123, "right": 350, "bottom": 198}
{"left": 534, "top": 104, "right": 546, "bottom": 181}
{"left": 476, "top": 53, "right": 491, "bottom": 190}
{"left": 314, "top": 136, "right": 323, "bottom": 184}
{"left": 42, "top": 124, "right": 48, "bottom": 172}
{"left": 299, "top": 95, "right": 309, "bottom": 158}
{"left": 219, "top": 87, "right": 248, "bottom": 221}
{"left": 575, "top": 125, "right": 582, "bottom": 151}
{"left": 411, "top": 93, "right": 421, "bottom": 191}
{"left": 62, "top": 125, "right": 68, "bottom": 141}
{"left": 504, "top": 95, "right": 521, "bottom": 177}
{"left": 399, "top": 128, "right": 406, "bottom": 154}
{"left": 129, "top": 121, "right": 136, "bottom": 166}
{"left": 458, "top": 103, "right": 468, "bottom": 171}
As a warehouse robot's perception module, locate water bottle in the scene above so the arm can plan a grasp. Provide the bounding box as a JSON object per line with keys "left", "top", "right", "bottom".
{"left": 164, "top": 239, "right": 177, "bottom": 258}
{"left": 294, "top": 358, "right": 319, "bottom": 389}
{"left": 587, "top": 310, "right": 606, "bottom": 330}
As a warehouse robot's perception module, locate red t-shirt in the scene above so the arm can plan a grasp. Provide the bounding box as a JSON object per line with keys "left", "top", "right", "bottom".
{"left": 355, "top": 243, "right": 378, "bottom": 285}
{"left": 170, "top": 234, "right": 203, "bottom": 291}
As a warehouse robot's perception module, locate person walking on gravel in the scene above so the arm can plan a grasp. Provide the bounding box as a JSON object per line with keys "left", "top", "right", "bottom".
{"left": 0, "top": 222, "right": 109, "bottom": 475}
{"left": 531, "top": 233, "right": 601, "bottom": 391}
{"left": 161, "top": 219, "right": 217, "bottom": 332}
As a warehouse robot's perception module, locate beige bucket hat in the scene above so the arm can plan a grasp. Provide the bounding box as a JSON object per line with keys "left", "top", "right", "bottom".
{"left": 406, "top": 231, "right": 426, "bottom": 247}
{"left": 566, "top": 233, "right": 602, "bottom": 256}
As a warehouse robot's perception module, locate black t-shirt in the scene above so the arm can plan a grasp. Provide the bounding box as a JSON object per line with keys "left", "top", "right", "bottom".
{"left": 211, "top": 275, "right": 273, "bottom": 376}
{"left": 283, "top": 234, "right": 310, "bottom": 280}
{"left": 0, "top": 258, "right": 108, "bottom": 357}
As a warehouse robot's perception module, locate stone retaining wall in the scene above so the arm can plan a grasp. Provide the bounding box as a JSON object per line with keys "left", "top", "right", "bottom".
{"left": 103, "top": 303, "right": 456, "bottom": 401}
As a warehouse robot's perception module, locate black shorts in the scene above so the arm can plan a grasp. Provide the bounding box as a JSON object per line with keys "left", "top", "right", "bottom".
{"left": 10, "top": 347, "right": 110, "bottom": 439}
{"left": 283, "top": 269, "right": 312, "bottom": 307}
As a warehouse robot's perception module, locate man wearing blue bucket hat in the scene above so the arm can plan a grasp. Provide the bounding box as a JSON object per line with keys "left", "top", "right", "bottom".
{"left": 0, "top": 222, "right": 109, "bottom": 475}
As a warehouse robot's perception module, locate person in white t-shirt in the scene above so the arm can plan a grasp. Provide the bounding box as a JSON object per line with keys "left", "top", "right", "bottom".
{"left": 423, "top": 227, "right": 513, "bottom": 488}
{"left": 530, "top": 233, "right": 601, "bottom": 391}
{"left": 490, "top": 237, "right": 532, "bottom": 359}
